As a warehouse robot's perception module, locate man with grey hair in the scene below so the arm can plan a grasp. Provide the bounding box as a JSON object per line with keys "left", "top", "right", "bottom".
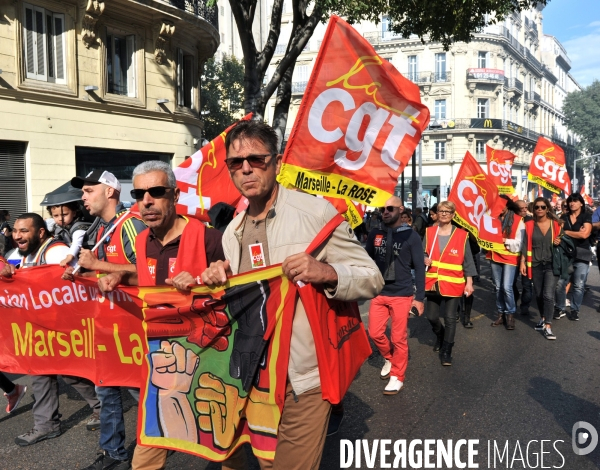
{"left": 69, "top": 170, "right": 147, "bottom": 470}
{"left": 99, "top": 160, "right": 225, "bottom": 469}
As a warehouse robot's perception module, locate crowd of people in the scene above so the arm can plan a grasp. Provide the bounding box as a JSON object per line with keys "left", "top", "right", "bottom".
{"left": 0, "top": 120, "right": 599, "bottom": 469}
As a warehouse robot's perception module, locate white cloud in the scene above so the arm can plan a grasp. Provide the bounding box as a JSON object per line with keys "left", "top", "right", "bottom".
{"left": 588, "top": 21, "right": 600, "bottom": 28}
{"left": 563, "top": 28, "right": 600, "bottom": 87}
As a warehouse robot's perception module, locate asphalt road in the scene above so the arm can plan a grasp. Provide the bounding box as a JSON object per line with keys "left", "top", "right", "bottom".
{"left": 1, "top": 260, "right": 600, "bottom": 470}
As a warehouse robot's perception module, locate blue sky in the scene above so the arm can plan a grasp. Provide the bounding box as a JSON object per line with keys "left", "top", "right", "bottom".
{"left": 542, "top": 0, "right": 600, "bottom": 87}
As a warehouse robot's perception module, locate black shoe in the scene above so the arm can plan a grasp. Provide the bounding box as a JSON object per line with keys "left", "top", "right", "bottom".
{"left": 463, "top": 320, "right": 474, "bottom": 328}
{"left": 83, "top": 452, "right": 130, "bottom": 470}
{"left": 570, "top": 310, "right": 580, "bottom": 321}
{"left": 326, "top": 408, "right": 344, "bottom": 436}
{"left": 520, "top": 309, "right": 530, "bottom": 316}
{"left": 439, "top": 341, "right": 454, "bottom": 366}
{"left": 553, "top": 310, "right": 567, "bottom": 320}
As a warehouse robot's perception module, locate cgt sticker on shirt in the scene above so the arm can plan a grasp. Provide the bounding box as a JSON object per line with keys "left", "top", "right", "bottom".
{"left": 168, "top": 258, "right": 177, "bottom": 278}
{"left": 374, "top": 234, "right": 384, "bottom": 247}
{"left": 147, "top": 258, "right": 157, "bottom": 282}
{"left": 249, "top": 243, "right": 266, "bottom": 269}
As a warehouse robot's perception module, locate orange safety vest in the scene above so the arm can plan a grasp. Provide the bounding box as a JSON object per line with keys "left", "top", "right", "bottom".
{"left": 96, "top": 210, "right": 145, "bottom": 265}
{"left": 425, "top": 225, "right": 468, "bottom": 297}
{"left": 524, "top": 219, "right": 561, "bottom": 279}
{"left": 487, "top": 214, "right": 523, "bottom": 266}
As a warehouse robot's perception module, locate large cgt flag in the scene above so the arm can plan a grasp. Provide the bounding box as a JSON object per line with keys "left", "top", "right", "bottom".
{"left": 486, "top": 145, "right": 516, "bottom": 195}
{"left": 277, "top": 16, "right": 429, "bottom": 207}
{"left": 174, "top": 114, "right": 252, "bottom": 222}
{"left": 528, "top": 136, "right": 571, "bottom": 194}
{"left": 449, "top": 152, "right": 506, "bottom": 252}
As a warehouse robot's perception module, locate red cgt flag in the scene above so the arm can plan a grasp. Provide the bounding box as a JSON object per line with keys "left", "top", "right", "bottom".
{"left": 528, "top": 136, "right": 571, "bottom": 194}
{"left": 173, "top": 114, "right": 252, "bottom": 222}
{"left": 449, "top": 152, "right": 505, "bottom": 252}
{"left": 277, "top": 16, "right": 429, "bottom": 207}
{"left": 486, "top": 145, "right": 516, "bottom": 195}
{"left": 580, "top": 186, "right": 594, "bottom": 205}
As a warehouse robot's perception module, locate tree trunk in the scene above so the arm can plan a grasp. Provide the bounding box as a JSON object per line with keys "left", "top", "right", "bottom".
{"left": 272, "top": 63, "right": 295, "bottom": 151}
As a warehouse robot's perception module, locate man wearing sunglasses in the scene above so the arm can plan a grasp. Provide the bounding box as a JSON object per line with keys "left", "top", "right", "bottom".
{"left": 366, "top": 197, "right": 425, "bottom": 395}
{"left": 70, "top": 170, "right": 147, "bottom": 470}
{"left": 98, "top": 160, "right": 225, "bottom": 470}
{"left": 201, "top": 119, "right": 383, "bottom": 470}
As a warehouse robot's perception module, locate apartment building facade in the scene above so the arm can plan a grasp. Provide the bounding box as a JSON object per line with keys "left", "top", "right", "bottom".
{"left": 0, "top": 0, "right": 218, "bottom": 216}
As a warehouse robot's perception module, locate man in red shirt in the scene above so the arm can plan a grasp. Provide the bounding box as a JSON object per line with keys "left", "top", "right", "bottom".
{"left": 99, "top": 160, "right": 224, "bottom": 470}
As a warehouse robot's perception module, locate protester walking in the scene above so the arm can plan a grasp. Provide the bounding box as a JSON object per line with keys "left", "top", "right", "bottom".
{"left": 423, "top": 201, "right": 476, "bottom": 366}
{"left": 555, "top": 193, "right": 592, "bottom": 321}
{"left": 366, "top": 196, "right": 425, "bottom": 395}
{"left": 520, "top": 197, "right": 563, "bottom": 340}
{"left": 489, "top": 198, "right": 525, "bottom": 330}
{"left": 201, "top": 120, "right": 383, "bottom": 470}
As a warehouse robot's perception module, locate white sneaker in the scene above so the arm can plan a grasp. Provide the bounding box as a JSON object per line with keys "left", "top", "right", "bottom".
{"left": 383, "top": 376, "right": 403, "bottom": 395}
{"left": 380, "top": 359, "right": 392, "bottom": 380}
{"left": 566, "top": 299, "right": 571, "bottom": 307}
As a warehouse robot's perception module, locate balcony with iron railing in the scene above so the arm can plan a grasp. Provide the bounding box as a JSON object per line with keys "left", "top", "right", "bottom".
{"left": 524, "top": 49, "right": 542, "bottom": 72}
{"left": 525, "top": 91, "right": 541, "bottom": 104}
{"left": 406, "top": 72, "right": 433, "bottom": 84}
{"left": 500, "top": 26, "right": 525, "bottom": 56}
{"left": 423, "top": 117, "right": 540, "bottom": 142}
{"left": 160, "top": 0, "right": 218, "bottom": 29}
{"left": 466, "top": 69, "right": 504, "bottom": 84}
{"left": 433, "top": 71, "right": 451, "bottom": 83}
{"left": 504, "top": 77, "right": 523, "bottom": 94}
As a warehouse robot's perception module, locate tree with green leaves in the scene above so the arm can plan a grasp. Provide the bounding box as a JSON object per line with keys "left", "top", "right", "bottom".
{"left": 201, "top": 55, "right": 245, "bottom": 141}
{"left": 228, "top": 0, "right": 547, "bottom": 149}
{"left": 564, "top": 80, "right": 600, "bottom": 155}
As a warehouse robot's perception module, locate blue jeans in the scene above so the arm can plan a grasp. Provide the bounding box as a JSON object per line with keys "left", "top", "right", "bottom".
{"left": 96, "top": 386, "right": 139, "bottom": 461}
{"left": 556, "top": 261, "right": 590, "bottom": 313}
{"left": 490, "top": 261, "right": 518, "bottom": 314}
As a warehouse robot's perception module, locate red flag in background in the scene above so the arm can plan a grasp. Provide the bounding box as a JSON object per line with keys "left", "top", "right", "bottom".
{"left": 174, "top": 114, "right": 252, "bottom": 222}
{"left": 278, "top": 16, "right": 429, "bottom": 207}
{"left": 580, "top": 186, "right": 594, "bottom": 205}
{"left": 486, "top": 145, "right": 516, "bottom": 195}
{"left": 448, "top": 152, "right": 505, "bottom": 251}
{"left": 528, "top": 136, "right": 571, "bottom": 194}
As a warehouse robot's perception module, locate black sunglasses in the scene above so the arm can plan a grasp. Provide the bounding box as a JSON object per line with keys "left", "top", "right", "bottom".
{"left": 225, "top": 154, "right": 275, "bottom": 171}
{"left": 534, "top": 205, "right": 547, "bottom": 210}
{"left": 130, "top": 186, "right": 173, "bottom": 200}
{"left": 382, "top": 206, "right": 400, "bottom": 213}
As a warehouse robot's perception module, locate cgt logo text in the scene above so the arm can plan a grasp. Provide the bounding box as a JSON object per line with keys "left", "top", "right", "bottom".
{"left": 340, "top": 423, "right": 598, "bottom": 469}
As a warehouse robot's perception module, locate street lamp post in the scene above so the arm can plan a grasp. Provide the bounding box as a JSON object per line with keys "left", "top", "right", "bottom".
{"left": 573, "top": 153, "right": 600, "bottom": 192}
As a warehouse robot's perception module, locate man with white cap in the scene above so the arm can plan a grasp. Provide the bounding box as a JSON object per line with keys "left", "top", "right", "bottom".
{"left": 69, "top": 170, "right": 147, "bottom": 469}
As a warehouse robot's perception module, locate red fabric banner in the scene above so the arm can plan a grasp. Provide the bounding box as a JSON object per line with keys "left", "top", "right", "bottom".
{"left": 528, "top": 136, "right": 571, "bottom": 194}
{"left": 174, "top": 114, "right": 252, "bottom": 221}
{"left": 277, "top": 16, "right": 429, "bottom": 207}
{"left": 486, "top": 145, "right": 516, "bottom": 195}
{"left": 0, "top": 266, "right": 145, "bottom": 386}
{"left": 448, "top": 152, "right": 505, "bottom": 252}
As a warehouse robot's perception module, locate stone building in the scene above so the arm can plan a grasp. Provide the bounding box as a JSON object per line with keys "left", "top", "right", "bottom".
{"left": 0, "top": 0, "right": 218, "bottom": 216}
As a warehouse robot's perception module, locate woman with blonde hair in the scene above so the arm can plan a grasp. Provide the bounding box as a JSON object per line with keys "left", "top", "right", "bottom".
{"left": 423, "top": 201, "right": 476, "bottom": 365}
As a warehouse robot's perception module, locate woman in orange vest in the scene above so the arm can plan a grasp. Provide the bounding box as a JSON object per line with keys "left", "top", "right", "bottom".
{"left": 519, "top": 197, "right": 563, "bottom": 340}
{"left": 489, "top": 197, "right": 525, "bottom": 330}
{"left": 424, "top": 201, "right": 476, "bottom": 366}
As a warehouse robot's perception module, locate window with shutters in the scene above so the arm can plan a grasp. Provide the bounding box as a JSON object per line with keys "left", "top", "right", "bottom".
{"left": 22, "top": 4, "right": 66, "bottom": 84}
{"left": 106, "top": 28, "right": 136, "bottom": 97}
{"left": 0, "top": 141, "right": 28, "bottom": 223}
{"left": 177, "top": 48, "right": 195, "bottom": 109}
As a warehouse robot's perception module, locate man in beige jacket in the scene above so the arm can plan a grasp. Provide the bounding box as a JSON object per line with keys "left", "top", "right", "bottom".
{"left": 202, "top": 120, "right": 384, "bottom": 470}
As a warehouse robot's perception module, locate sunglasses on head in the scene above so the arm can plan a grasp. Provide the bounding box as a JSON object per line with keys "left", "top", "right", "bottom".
{"left": 534, "top": 204, "right": 547, "bottom": 210}
{"left": 225, "top": 154, "right": 275, "bottom": 171}
{"left": 130, "top": 186, "right": 173, "bottom": 200}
